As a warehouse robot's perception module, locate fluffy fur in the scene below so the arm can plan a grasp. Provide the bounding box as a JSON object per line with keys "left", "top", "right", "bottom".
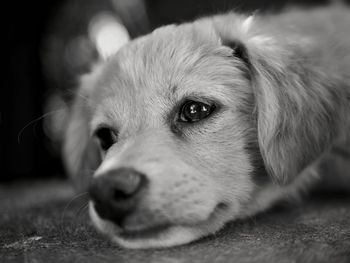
{"left": 63, "top": 6, "right": 350, "bottom": 249}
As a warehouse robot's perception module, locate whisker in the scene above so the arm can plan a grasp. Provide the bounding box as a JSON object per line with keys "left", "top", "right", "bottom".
{"left": 17, "top": 109, "right": 65, "bottom": 144}
{"left": 75, "top": 203, "right": 90, "bottom": 221}
{"left": 60, "top": 192, "right": 89, "bottom": 234}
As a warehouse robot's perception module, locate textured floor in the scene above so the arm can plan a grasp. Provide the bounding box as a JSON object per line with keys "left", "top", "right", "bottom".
{"left": 0, "top": 179, "right": 349, "bottom": 263}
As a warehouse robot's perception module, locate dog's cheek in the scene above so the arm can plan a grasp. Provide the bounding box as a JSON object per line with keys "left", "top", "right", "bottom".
{"left": 187, "top": 122, "right": 256, "bottom": 210}
{"left": 244, "top": 137, "right": 270, "bottom": 187}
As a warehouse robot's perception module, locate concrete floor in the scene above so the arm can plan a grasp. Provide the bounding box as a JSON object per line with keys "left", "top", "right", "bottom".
{"left": 1, "top": 179, "right": 349, "bottom": 263}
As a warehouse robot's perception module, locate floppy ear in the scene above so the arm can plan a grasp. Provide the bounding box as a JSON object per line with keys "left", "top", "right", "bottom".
{"left": 63, "top": 68, "right": 102, "bottom": 192}
{"left": 217, "top": 16, "right": 343, "bottom": 184}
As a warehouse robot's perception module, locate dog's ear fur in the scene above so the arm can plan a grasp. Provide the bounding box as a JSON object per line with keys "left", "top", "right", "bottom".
{"left": 63, "top": 68, "right": 102, "bottom": 192}
{"left": 215, "top": 15, "right": 343, "bottom": 184}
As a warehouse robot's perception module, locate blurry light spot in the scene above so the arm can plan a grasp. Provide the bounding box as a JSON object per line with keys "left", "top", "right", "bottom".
{"left": 89, "top": 13, "right": 130, "bottom": 60}
{"left": 64, "top": 35, "right": 95, "bottom": 71}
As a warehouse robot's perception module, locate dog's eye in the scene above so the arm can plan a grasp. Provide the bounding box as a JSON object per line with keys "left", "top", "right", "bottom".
{"left": 95, "top": 127, "right": 117, "bottom": 151}
{"left": 179, "top": 101, "right": 215, "bottom": 123}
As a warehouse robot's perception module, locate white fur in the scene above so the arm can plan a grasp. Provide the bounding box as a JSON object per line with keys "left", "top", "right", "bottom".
{"left": 241, "top": 15, "right": 254, "bottom": 33}
{"left": 63, "top": 6, "right": 350, "bottom": 249}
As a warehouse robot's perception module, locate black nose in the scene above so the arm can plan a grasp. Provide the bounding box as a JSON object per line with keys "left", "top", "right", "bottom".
{"left": 89, "top": 167, "right": 147, "bottom": 227}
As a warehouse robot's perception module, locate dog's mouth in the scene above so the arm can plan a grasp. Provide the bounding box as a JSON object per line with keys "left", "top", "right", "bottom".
{"left": 119, "top": 224, "right": 171, "bottom": 240}
{"left": 114, "top": 202, "right": 229, "bottom": 241}
{"left": 90, "top": 201, "right": 230, "bottom": 248}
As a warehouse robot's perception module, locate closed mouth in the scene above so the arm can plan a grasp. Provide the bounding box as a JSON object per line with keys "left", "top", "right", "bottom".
{"left": 119, "top": 224, "right": 171, "bottom": 240}
{"left": 117, "top": 202, "right": 228, "bottom": 240}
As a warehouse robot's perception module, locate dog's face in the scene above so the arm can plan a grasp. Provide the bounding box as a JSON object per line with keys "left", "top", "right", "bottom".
{"left": 86, "top": 22, "right": 261, "bottom": 248}
{"left": 64, "top": 14, "right": 339, "bottom": 249}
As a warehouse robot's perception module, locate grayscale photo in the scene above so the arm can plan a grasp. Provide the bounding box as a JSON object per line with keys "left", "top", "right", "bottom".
{"left": 2, "top": 0, "right": 350, "bottom": 262}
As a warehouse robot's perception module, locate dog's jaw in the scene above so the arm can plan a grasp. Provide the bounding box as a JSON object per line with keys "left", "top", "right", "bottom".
{"left": 89, "top": 201, "right": 233, "bottom": 249}
{"left": 113, "top": 225, "right": 209, "bottom": 249}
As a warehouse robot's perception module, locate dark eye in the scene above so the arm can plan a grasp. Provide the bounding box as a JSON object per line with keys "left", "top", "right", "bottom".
{"left": 179, "top": 101, "right": 216, "bottom": 123}
{"left": 94, "top": 127, "right": 117, "bottom": 151}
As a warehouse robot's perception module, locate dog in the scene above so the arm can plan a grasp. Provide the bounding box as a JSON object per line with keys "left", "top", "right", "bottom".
{"left": 62, "top": 5, "right": 350, "bottom": 249}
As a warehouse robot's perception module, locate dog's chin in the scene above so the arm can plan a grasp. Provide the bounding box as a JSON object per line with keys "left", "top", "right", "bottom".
{"left": 112, "top": 224, "right": 214, "bottom": 249}
{"left": 89, "top": 202, "right": 231, "bottom": 249}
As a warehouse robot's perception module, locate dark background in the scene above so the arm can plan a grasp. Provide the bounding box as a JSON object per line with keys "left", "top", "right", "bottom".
{"left": 2, "top": 0, "right": 341, "bottom": 182}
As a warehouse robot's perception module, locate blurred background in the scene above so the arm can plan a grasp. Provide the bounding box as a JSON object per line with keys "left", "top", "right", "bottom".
{"left": 2, "top": 0, "right": 347, "bottom": 182}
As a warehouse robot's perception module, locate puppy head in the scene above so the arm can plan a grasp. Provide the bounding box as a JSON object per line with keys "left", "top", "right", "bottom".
{"left": 63, "top": 13, "right": 335, "bottom": 248}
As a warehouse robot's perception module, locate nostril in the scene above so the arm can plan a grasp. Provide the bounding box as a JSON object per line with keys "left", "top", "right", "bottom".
{"left": 113, "top": 188, "right": 131, "bottom": 200}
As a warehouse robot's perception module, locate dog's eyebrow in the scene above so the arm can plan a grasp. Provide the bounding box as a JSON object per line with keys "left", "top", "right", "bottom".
{"left": 170, "top": 85, "right": 178, "bottom": 96}
{"left": 90, "top": 117, "right": 107, "bottom": 136}
{"left": 90, "top": 107, "right": 115, "bottom": 136}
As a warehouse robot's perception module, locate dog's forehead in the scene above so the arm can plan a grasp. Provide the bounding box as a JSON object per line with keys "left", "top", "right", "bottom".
{"left": 91, "top": 23, "right": 247, "bottom": 125}
{"left": 96, "top": 24, "right": 233, "bottom": 93}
